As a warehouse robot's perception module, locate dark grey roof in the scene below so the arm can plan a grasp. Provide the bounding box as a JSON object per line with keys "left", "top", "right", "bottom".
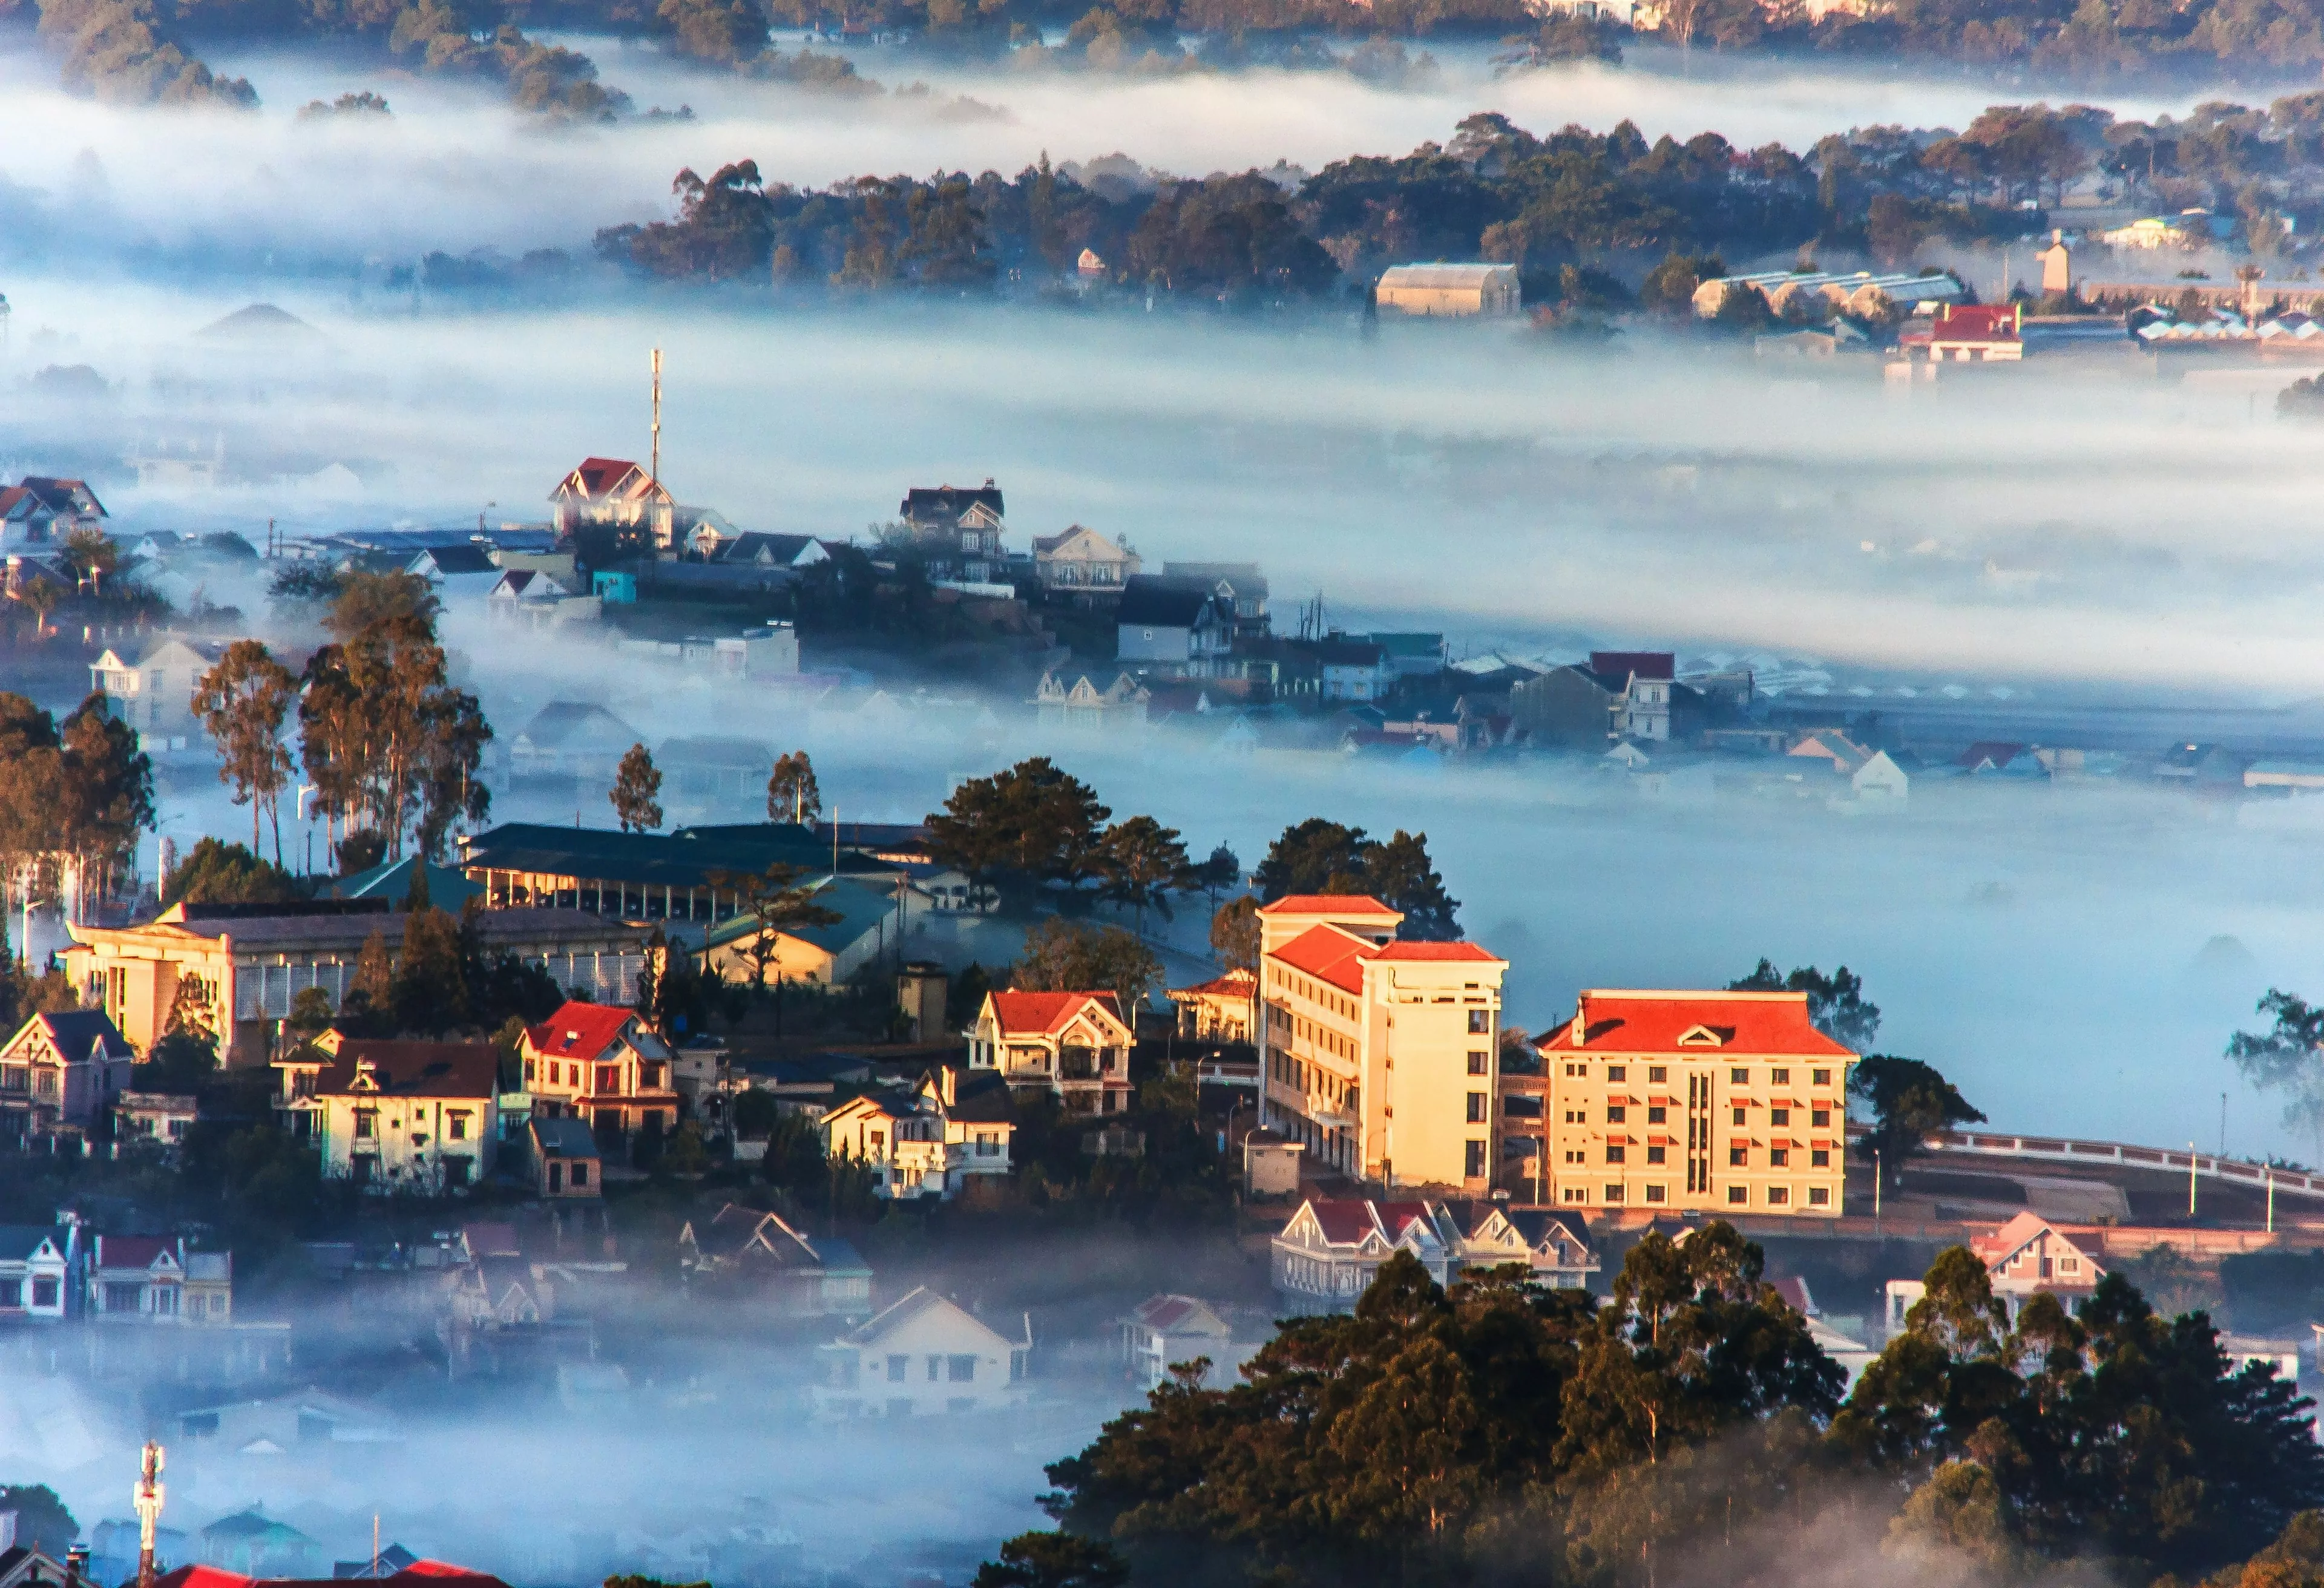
{"left": 1116, "top": 576, "right": 1221, "bottom": 629}
{"left": 30, "top": 1010, "right": 131, "bottom": 1064}
{"left": 120, "top": 904, "right": 642, "bottom": 953}
{"left": 901, "top": 483, "right": 1004, "bottom": 523}
{"left": 515, "top": 701, "right": 643, "bottom": 750}
{"left": 714, "top": 532, "right": 821, "bottom": 566}
{"left": 411, "top": 544, "right": 496, "bottom": 576}
{"left": 942, "top": 1068, "right": 1016, "bottom": 1124}
{"left": 530, "top": 1115, "right": 599, "bottom": 1158}
{"left": 0, "top": 1224, "right": 66, "bottom": 1261}
{"left": 461, "top": 822, "right": 828, "bottom": 891}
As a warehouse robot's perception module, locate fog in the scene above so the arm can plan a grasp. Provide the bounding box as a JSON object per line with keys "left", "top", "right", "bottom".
{"left": 0, "top": 38, "right": 2271, "bottom": 266}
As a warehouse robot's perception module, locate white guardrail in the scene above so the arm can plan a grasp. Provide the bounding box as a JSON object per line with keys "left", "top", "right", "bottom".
{"left": 1918, "top": 1129, "right": 2324, "bottom": 1203}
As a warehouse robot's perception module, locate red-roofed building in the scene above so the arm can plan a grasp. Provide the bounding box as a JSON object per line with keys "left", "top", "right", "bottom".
{"left": 1902, "top": 302, "right": 2024, "bottom": 363}
{"left": 550, "top": 456, "right": 676, "bottom": 548}
{"left": 1525, "top": 989, "right": 1859, "bottom": 1218}
{"left": 967, "top": 990, "right": 1134, "bottom": 1113}
{"left": 1255, "top": 897, "right": 1507, "bottom": 1193}
{"left": 1167, "top": 967, "right": 1256, "bottom": 1043}
{"left": 153, "top": 1560, "right": 510, "bottom": 1588}
{"left": 519, "top": 1000, "right": 678, "bottom": 1150}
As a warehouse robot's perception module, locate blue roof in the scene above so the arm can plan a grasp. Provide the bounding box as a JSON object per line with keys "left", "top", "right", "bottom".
{"left": 702, "top": 877, "right": 894, "bottom": 957}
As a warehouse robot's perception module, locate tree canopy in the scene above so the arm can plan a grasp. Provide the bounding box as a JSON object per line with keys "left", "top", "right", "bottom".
{"left": 1254, "top": 820, "right": 1460, "bottom": 940}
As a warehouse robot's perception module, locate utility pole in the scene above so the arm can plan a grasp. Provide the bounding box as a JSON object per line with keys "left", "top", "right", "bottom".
{"left": 134, "top": 1441, "right": 165, "bottom": 1588}
{"left": 2221, "top": 1091, "right": 2228, "bottom": 1157}
{"left": 650, "top": 347, "right": 663, "bottom": 488}
{"left": 1873, "top": 1149, "right": 1882, "bottom": 1235}
{"left": 2268, "top": 1166, "right": 2276, "bottom": 1234}
{"left": 2188, "top": 1141, "right": 2199, "bottom": 1219}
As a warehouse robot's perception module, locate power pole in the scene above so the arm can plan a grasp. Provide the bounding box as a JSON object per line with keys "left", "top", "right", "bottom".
{"left": 2188, "top": 1141, "right": 2199, "bottom": 1219}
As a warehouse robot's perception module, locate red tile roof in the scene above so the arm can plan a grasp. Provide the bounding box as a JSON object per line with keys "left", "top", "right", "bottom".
{"left": 93, "top": 1235, "right": 174, "bottom": 1271}
{"left": 566, "top": 456, "right": 642, "bottom": 496}
{"left": 157, "top": 1564, "right": 508, "bottom": 1588}
{"left": 1538, "top": 990, "right": 1856, "bottom": 1058}
{"left": 1374, "top": 941, "right": 1503, "bottom": 963}
{"left": 1258, "top": 894, "right": 1399, "bottom": 917}
{"left": 1170, "top": 969, "right": 1257, "bottom": 998}
{"left": 988, "top": 990, "right": 1127, "bottom": 1038}
{"left": 1928, "top": 303, "right": 2022, "bottom": 343}
{"left": 1271, "top": 923, "right": 1379, "bottom": 994}
{"left": 526, "top": 1000, "right": 637, "bottom": 1064}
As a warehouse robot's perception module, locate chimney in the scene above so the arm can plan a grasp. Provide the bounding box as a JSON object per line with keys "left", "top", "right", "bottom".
{"left": 68, "top": 1544, "right": 90, "bottom": 1587}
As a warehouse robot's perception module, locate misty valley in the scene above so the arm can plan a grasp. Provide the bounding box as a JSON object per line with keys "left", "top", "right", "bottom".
{"left": 14, "top": 10, "right": 2324, "bottom": 1588}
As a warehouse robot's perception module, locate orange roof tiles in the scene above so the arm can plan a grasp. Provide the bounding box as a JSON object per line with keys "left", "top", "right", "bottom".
{"left": 989, "top": 990, "right": 1127, "bottom": 1038}
{"left": 1258, "top": 894, "right": 1399, "bottom": 917}
{"left": 1374, "top": 941, "right": 1503, "bottom": 963}
{"left": 1270, "top": 923, "right": 1378, "bottom": 994}
{"left": 1538, "top": 989, "right": 1856, "bottom": 1058}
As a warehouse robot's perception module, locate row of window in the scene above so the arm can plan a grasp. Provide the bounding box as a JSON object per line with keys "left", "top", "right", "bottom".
{"left": 1558, "top": 1184, "right": 1834, "bottom": 1207}
{"left": 1569, "top": 1143, "right": 1836, "bottom": 1169}
{"left": 1564, "top": 1103, "right": 1835, "bottom": 1128}
{"left": 352, "top": 1110, "right": 473, "bottom": 1141}
{"left": 0, "top": 1066, "right": 60, "bottom": 1097}
{"left": 0, "top": 1276, "right": 62, "bottom": 1309}
{"left": 1559, "top": 1063, "right": 1836, "bottom": 1087}
{"left": 881, "top": 1351, "right": 983, "bottom": 1383}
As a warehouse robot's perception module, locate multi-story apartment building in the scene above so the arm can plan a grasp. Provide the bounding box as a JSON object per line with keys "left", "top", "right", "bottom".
{"left": 1255, "top": 896, "right": 1506, "bottom": 1193}
{"left": 1525, "top": 989, "right": 1857, "bottom": 1216}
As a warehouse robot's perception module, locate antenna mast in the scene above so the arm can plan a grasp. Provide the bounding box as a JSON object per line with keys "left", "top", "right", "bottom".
{"left": 650, "top": 348, "right": 663, "bottom": 487}
{"left": 134, "top": 1441, "right": 165, "bottom": 1588}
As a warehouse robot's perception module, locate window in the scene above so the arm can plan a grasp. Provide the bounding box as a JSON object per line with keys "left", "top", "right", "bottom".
{"left": 1728, "top": 1147, "right": 1747, "bottom": 1167}
{"left": 1647, "top": 1065, "right": 1667, "bottom": 1082}
{"left": 524, "top": 1058, "right": 536, "bottom": 1082}
{"left": 927, "top": 1355, "right": 944, "bottom": 1382}
{"left": 1732, "top": 1107, "right": 1747, "bottom": 1125}
{"left": 1730, "top": 1067, "right": 1749, "bottom": 1084}
{"left": 573, "top": 1163, "right": 590, "bottom": 1187}
{"left": 1808, "top": 1149, "right": 1828, "bottom": 1169}
{"left": 1468, "top": 1009, "right": 1491, "bottom": 1034}
{"left": 2060, "top": 1257, "right": 2079, "bottom": 1274}
{"left": 1465, "top": 1140, "right": 1487, "bottom": 1178}
{"left": 1647, "top": 1105, "right": 1666, "bottom": 1124}
{"left": 1811, "top": 1108, "right": 1830, "bottom": 1128}
{"left": 1767, "top": 1187, "right": 1790, "bottom": 1206}
{"left": 1564, "top": 1063, "right": 1586, "bottom": 1077}
{"left": 1646, "top": 1144, "right": 1666, "bottom": 1165}
{"left": 1564, "top": 1150, "right": 1584, "bottom": 1164}
{"left": 1811, "top": 1068, "right": 1831, "bottom": 1086}
{"left": 947, "top": 1354, "right": 978, "bottom": 1382}
{"left": 1645, "top": 1185, "right": 1666, "bottom": 1203}
{"left": 596, "top": 1065, "right": 618, "bottom": 1093}
{"left": 31, "top": 1278, "right": 57, "bottom": 1308}
{"left": 1466, "top": 1092, "right": 1488, "bottom": 1124}
{"left": 1607, "top": 1065, "right": 1626, "bottom": 1081}
{"left": 1771, "top": 1068, "right": 1789, "bottom": 1084}
{"left": 448, "top": 1113, "right": 469, "bottom": 1141}
{"left": 1606, "top": 1105, "right": 1626, "bottom": 1123}
{"left": 1468, "top": 1051, "right": 1488, "bottom": 1075}
{"left": 1603, "top": 1184, "right": 1624, "bottom": 1202}
{"left": 886, "top": 1354, "right": 908, "bottom": 1382}
{"left": 34, "top": 1070, "right": 55, "bottom": 1098}
{"left": 1606, "top": 1144, "right": 1626, "bottom": 1164}
{"left": 0, "top": 1278, "right": 19, "bottom": 1309}
{"left": 104, "top": 1282, "right": 142, "bottom": 1313}
{"left": 1770, "top": 1107, "right": 1790, "bottom": 1126}
{"left": 1808, "top": 1187, "right": 1830, "bottom": 1206}
{"left": 1727, "top": 1186, "right": 1747, "bottom": 1205}
{"left": 1562, "top": 1187, "right": 1587, "bottom": 1204}
{"left": 353, "top": 1112, "right": 376, "bottom": 1140}
{"left": 1770, "top": 1149, "right": 1789, "bottom": 1167}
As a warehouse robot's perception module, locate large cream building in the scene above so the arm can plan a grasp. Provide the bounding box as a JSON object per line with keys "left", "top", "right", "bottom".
{"left": 1528, "top": 989, "right": 1857, "bottom": 1216}
{"left": 1256, "top": 895, "right": 1506, "bottom": 1193}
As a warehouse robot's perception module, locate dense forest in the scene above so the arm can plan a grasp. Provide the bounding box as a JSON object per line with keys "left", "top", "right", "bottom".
{"left": 976, "top": 1228, "right": 2324, "bottom": 1588}
{"left": 586, "top": 98, "right": 2324, "bottom": 308}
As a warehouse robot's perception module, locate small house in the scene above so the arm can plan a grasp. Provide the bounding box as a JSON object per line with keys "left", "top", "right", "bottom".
{"left": 1032, "top": 525, "right": 1140, "bottom": 597}
{"left": 528, "top": 1115, "right": 600, "bottom": 1198}
{"left": 1120, "top": 1294, "right": 1255, "bottom": 1389}
{"left": 0, "top": 1224, "right": 73, "bottom": 1320}
{"left": 1374, "top": 263, "right": 1520, "bottom": 318}
{"left": 0, "top": 1010, "right": 135, "bottom": 1147}
{"left": 813, "top": 1287, "right": 1031, "bottom": 1419}
{"left": 967, "top": 991, "right": 1135, "bottom": 1114}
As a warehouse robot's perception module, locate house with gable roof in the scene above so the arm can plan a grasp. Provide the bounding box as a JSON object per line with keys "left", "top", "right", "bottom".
{"left": 677, "top": 1202, "right": 873, "bottom": 1317}
{"left": 1885, "top": 1210, "right": 2109, "bottom": 1333}
{"left": 1115, "top": 576, "right": 1233, "bottom": 674}
{"left": 507, "top": 701, "right": 644, "bottom": 786}
{"left": 821, "top": 1066, "right": 1017, "bottom": 1199}
{"left": 1032, "top": 670, "right": 1151, "bottom": 732}
{"left": 813, "top": 1286, "right": 1031, "bottom": 1419}
{"left": 1032, "top": 524, "right": 1140, "bottom": 600}
{"left": 699, "top": 876, "right": 905, "bottom": 988}
{"left": 519, "top": 999, "right": 678, "bottom": 1150}
{"left": 1256, "top": 896, "right": 1506, "bottom": 1193}
{"left": 528, "top": 1115, "right": 600, "bottom": 1198}
{"left": 0, "top": 1224, "right": 73, "bottom": 1319}
{"left": 899, "top": 480, "right": 1008, "bottom": 579}
{"left": 0, "top": 1009, "right": 136, "bottom": 1146}
{"left": 1271, "top": 1196, "right": 1597, "bottom": 1315}
{"left": 1167, "top": 968, "right": 1256, "bottom": 1044}
{"left": 90, "top": 635, "right": 227, "bottom": 739}
{"left": 550, "top": 456, "right": 675, "bottom": 547}
{"left": 485, "top": 568, "right": 600, "bottom": 631}
{"left": 1119, "top": 1293, "right": 1256, "bottom": 1389}
{"left": 87, "top": 1233, "right": 214, "bottom": 1322}
{"left": 967, "top": 991, "right": 1135, "bottom": 1114}
{"left": 305, "top": 1039, "right": 501, "bottom": 1192}
{"left": 1529, "top": 989, "right": 1857, "bottom": 1218}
